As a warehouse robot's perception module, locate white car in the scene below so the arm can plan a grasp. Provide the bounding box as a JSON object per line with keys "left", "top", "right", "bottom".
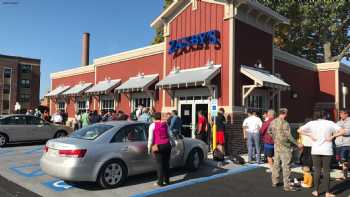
{"left": 40, "top": 121, "right": 208, "bottom": 188}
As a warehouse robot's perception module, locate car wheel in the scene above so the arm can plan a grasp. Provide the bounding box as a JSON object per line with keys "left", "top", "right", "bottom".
{"left": 54, "top": 131, "right": 67, "bottom": 138}
{"left": 97, "top": 159, "right": 127, "bottom": 188}
{"left": 0, "top": 133, "right": 8, "bottom": 147}
{"left": 186, "top": 148, "right": 203, "bottom": 172}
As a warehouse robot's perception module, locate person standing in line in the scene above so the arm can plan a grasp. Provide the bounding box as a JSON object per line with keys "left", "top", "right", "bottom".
{"left": 215, "top": 108, "right": 226, "bottom": 154}
{"left": 166, "top": 112, "right": 172, "bottom": 127}
{"left": 259, "top": 109, "right": 275, "bottom": 173}
{"left": 299, "top": 118, "right": 314, "bottom": 188}
{"left": 196, "top": 111, "right": 208, "bottom": 144}
{"left": 51, "top": 111, "right": 63, "bottom": 124}
{"left": 243, "top": 110, "right": 263, "bottom": 164}
{"left": 169, "top": 110, "right": 182, "bottom": 136}
{"left": 43, "top": 110, "right": 50, "bottom": 122}
{"left": 335, "top": 109, "right": 350, "bottom": 180}
{"left": 147, "top": 112, "right": 174, "bottom": 187}
{"left": 268, "top": 108, "right": 303, "bottom": 192}
{"left": 298, "top": 114, "right": 346, "bottom": 197}
{"left": 81, "top": 110, "right": 90, "bottom": 128}
{"left": 136, "top": 105, "right": 143, "bottom": 120}
{"left": 138, "top": 108, "right": 153, "bottom": 123}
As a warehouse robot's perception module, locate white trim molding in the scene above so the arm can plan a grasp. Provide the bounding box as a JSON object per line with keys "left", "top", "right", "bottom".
{"left": 273, "top": 48, "right": 317, "bottom": 71}
{"left": 94, "top": 43, "right": 164, "bottom": 66}
{"left": 51, "top": 65, "right": 95, "bottom": 79}
{"left": 317, "top": 61, "right": 350, "bottom": 76}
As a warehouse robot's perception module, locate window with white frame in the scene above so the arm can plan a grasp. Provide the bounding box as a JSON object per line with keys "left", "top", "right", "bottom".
{"left": 132, "top": 97, "right": 151, "bottom": 111}
{"left": 57, "top": 101, "right": 65, "bottom": 112}
{"left": 100, "top": 99, "right": 115, "bottom": 112}
{"left": 77, "top": 100, "right": 88, "bottom": 114}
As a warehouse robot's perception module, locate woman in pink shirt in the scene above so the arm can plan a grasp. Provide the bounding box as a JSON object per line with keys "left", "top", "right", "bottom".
{"left": 148, "top": 112, "right": 174, "bottom": 186}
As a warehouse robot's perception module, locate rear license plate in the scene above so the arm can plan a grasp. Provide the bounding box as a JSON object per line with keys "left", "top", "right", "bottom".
{"left": 48, "top": 148, "right": 58, "bottom": 157}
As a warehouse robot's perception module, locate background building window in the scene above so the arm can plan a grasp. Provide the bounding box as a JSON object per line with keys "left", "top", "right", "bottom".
{"left": 77, "top": 100, "right": 88, "bottom": 114}
{"left": 132, "top": 97, "right": 151, "bottom": 111}
{"left": 3, "top": 68, "right": 11, "bottom": 78}
{"left": 57, "top": 102, "right": 65, "bottom": 112}
{"left": 3, "top": 84, "right": 10, "bottom": 94}
{"left": 20, "top": 64, "right": 32, "bottom": 73}
{"left": 20, "top": 79, "right": 30, "bottom": 88}
{"left": 18, "top": 94, "right": 31, "bottom": 103}
{"left": 101, "top": 99, "right": 114, "bottom": 112}
{"left": 2, "top": 100, "right": 10, "bottom": 111}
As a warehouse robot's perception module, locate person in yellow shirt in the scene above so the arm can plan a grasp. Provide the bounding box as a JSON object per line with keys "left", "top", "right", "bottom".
{"left": 298, "top": 119, "right": 313, "bottom": 188}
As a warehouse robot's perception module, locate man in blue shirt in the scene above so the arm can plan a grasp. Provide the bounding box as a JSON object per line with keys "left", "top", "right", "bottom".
{"left": 169, "top": 110, "right": 182, "bottom": 136}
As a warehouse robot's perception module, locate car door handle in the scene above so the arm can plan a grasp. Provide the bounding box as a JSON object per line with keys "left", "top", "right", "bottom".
{"left": 121, "top": 146, "right": 129, "bottom": 151}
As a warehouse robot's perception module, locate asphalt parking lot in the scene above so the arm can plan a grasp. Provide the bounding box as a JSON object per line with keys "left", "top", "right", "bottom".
{"left": 1, "top": 143, "right": 349, "bottom": 197}
{"left": 0, "top": 143, "right": 242, "bottom": 197}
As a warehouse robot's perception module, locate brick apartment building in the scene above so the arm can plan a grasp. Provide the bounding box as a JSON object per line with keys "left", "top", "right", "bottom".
{"left": 0, "top": 54, "right": 41, "bottom": 114}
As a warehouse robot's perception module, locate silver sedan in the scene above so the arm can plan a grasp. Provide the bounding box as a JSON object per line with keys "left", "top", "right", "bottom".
{"left": 0, "top": 114, "right": 72, "bottom": 147}
{"left": 40, "top": 121, "right": 208, "bottom": 188}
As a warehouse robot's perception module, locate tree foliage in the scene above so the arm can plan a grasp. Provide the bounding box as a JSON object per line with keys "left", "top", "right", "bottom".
{"left": 152, "top": 0, "right": 174, "bottom": 44}
{"left": 258, "top": 0, "right": 350, "bottom": 63}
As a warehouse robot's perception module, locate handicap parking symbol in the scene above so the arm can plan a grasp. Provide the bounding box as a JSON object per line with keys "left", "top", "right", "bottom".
{"left": 42, "top": 180, "right": 74, "bottom": 192}
{"left": 9, "top": 163, "right": 45, "bottom": 178}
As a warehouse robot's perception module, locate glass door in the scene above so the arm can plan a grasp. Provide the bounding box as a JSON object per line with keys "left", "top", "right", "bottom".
{"left": 180, "top": 104, "right": 192, "bottom": 138}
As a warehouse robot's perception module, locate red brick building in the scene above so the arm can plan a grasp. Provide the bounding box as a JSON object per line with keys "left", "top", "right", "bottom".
{"left": 0, "top": 54, "right": 41, "bottom": 114}
{"left": 46, "top": 0, "right": 350, "bottom": 153}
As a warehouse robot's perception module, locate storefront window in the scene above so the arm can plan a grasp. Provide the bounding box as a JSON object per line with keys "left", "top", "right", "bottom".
{"left": 57, "top": 102, "right": 65, "bottom": 112}
{"left": 246, "top": 95, "right": 266, "bottom": 116}
{"left": 77, "top": 100, "right": 88, "bottom": 114}
{"left": 101, "top": 99, "right": 114, "bottom": 112}
{"left": 133, "top": 97, "right": 151, "bottom": 111}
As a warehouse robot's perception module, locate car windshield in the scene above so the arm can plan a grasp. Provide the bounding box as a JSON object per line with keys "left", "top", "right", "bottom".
{"left": 70, "top": 124, "right": 113, "bottom": 140}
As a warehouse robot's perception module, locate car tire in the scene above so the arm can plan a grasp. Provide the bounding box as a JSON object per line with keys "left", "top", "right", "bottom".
{"left": 97, "top": 159, "right": 127, "bottom": 189}
{"left": 54, "top": 130, "right": 67, "bottom": 138}
{"left": 0, "top": 133, "right": 8, "bottom": 147}
{"left": 186, "top": 148, "right": 203, "bottom": 172}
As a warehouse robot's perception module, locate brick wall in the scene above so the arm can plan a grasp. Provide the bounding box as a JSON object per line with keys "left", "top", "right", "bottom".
{"left": 225, "top": 112, "right": 247, "bottom": 156}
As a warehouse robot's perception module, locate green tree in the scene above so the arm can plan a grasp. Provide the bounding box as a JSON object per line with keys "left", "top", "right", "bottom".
{"left": 258, "top": 0, "right": 350, "bottom": 63}
{"left": 152, "top": 0, "right": 174, "bottom": 44}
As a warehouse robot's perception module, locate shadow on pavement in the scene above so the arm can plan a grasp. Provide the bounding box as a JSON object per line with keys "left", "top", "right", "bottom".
{"left": 67, "top": 161, "right": 229, "bottom": 191}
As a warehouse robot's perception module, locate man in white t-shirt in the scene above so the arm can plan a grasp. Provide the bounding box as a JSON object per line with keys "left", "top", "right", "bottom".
{"left": 243, "top": 110, "right": 263, "bottom": 163}
{"left": 298, "top": 116, "right": 346, "bottom": 197}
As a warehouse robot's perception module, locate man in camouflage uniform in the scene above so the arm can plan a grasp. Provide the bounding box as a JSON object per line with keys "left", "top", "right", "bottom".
{"left": 268, "top": 108, "right": 303, "bottom": 191}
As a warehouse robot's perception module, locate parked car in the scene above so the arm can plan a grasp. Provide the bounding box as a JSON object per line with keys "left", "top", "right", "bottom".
{"left": 40, "top": 121, "right": 208, "bottom": 188}
{"left": 0, "top": 114, "right": 72, "bottom": 147}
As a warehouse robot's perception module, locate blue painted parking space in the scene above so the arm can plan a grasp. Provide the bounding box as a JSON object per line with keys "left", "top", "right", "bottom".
{"left": 42, "top": 180, "right": 74, "bottom": 192}
{"left": 9, "top": 163, "right": 45, "bottom": 178}
{"left": 24, "top": 146, "right": 44, "bottom": 155}
{"left": 0, "top": 148, "right": 15, "bottom": 155}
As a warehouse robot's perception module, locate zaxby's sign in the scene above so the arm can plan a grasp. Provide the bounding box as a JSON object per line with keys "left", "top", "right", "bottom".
{"left": 168, "top": 30, "right": 220, "bottom": 55}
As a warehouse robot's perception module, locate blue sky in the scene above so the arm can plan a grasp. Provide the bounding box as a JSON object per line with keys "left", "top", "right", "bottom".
{"left": 0, "top": 0, "right": 163, "bottom": 98}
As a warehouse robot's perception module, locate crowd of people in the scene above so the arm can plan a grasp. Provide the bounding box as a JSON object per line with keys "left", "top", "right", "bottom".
{"left": 243, "top": 108, "right": 350, "bottom": 197}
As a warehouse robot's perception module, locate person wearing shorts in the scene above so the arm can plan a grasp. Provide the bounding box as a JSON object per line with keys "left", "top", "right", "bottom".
{"left": 336, "top": 109, "right": 350, "bottom": 180}
{"left": 260, "top": 109, "right": 275, "bottom": 172}
{"left": 215, "top": 108, "right": 226, "bottom": 154}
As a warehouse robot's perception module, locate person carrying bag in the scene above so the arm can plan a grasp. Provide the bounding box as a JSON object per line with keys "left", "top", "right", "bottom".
{"left": 148, "top": 112, "right": 174, "bottom": 187}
